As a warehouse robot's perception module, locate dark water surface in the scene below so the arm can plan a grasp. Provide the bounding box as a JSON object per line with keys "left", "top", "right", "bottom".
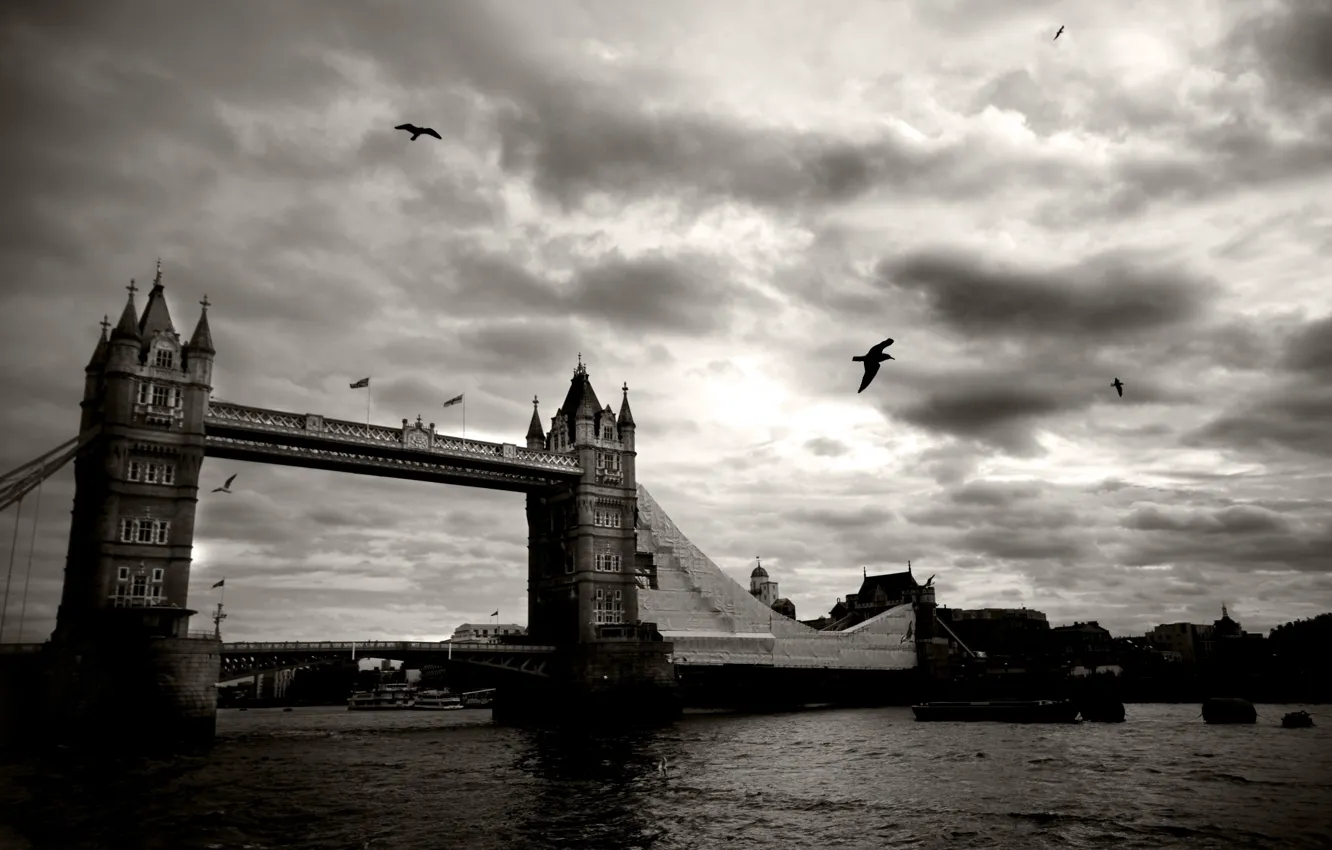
{"left": 1, "top": 703, "right": 1330, "bottom": 850}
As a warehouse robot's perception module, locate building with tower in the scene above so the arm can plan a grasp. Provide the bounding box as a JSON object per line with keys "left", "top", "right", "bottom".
{"left": 42, "top": 262, "right": 221, "bottom": 751}
{"left": 748, "top": 558, "right": 796, "bottom": 620}
{"left": 57, "top": 263, "right": 215, "bottom": 639}
{"left": 522, "top": 357, "right": 644, "bottom": 645}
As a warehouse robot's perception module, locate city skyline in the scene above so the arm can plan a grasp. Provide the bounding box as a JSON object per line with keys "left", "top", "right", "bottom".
{"left": 1, "top": 0, "right": 1330, "bottom": 642}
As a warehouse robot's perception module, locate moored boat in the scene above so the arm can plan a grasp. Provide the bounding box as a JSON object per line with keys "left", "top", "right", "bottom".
{"left": 460, "top": 688, "right": 496, "bottom": 709}
{"left": 413, "top": 689, "right": 463, "bottom": 710}
{"left": 348, "top": 683, "right": 417, "bottom": 710}
{"left": 1281, "top": 710, "right": 1314, "bottom": 729}
{"left": 1201, "top": 697, "right": 1256, "bottom": 724}
{"left": 911, "top": 700, "right": 1080, "bottom": 723}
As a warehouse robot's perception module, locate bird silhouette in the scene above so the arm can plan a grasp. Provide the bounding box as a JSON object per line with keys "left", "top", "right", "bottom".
{"left": 212, "top": 473, "right": 237, "bottom": 494}
{"left": 394, "top": 123, "right": 442, "bottom": 141}
{"left": 1054, "top": 25, "right": 1064, "bottom": 40}
{"left": 1111, "top": 378, "right": 1124, "bottom": 398}
{"left": 852, "top": 338, "right": 895, "bottom": 393}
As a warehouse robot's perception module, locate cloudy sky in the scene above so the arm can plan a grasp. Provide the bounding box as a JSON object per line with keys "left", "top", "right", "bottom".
{"left": 2, "top": 0, "right": 1330, "bottom": 644}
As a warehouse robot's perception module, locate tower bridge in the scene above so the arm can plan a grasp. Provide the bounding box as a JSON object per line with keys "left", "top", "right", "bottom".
{"left": 0, "top": 269, "right": 926, "bottom": 754}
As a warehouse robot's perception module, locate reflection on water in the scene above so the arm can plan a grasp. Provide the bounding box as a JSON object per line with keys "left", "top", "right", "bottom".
{"left": 0, "top": 704, "right": 1330, "bottom": 849}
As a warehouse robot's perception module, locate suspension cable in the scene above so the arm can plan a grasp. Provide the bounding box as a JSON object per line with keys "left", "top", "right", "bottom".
{"left": 0, "top": 494, "right": 23, "bottom": 642}
{"left": 16, "top": 473, "right": 44, "bottom": 644}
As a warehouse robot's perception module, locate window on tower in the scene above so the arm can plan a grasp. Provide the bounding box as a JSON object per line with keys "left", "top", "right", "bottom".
{"left": 154, "top": 348, "right": 174, "bottom": 369}
{"left": 594, "top": 588, "right": 625, "bottom": 625}
{"left": 151, "top": 385, "right": 171, "bottom": 407}
{"left": 593, "top": 509, "right": 622, "bottom": 528}
{"left": 127, "top": 460, "right": 177, "bottom": 485}
{"left": 594, "top": 553, "right": 622, "bottom": 572}
{"left": 119, "top": 518, "right": 171, "bottom": 545}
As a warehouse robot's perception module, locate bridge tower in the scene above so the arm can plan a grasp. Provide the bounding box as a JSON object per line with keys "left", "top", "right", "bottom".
{"left": 42, "top": 266, "right": 221, "bottom": 751}
{"left": 518, "top": 359, "right": 678, "bottom": 723}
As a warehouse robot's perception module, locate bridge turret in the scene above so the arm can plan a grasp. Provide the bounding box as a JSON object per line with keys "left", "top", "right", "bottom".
{"left": 526, "top": 396, "right": 546, "bottom": 450}
{"left": 81, "top": 316, "right": 111, "bottom": 432}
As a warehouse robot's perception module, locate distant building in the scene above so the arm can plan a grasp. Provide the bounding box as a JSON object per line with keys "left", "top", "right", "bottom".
{"left": 451, "top": 623, "right": 527, "bottom": 642}
{"left": 748, "top": 559, "right": 796, "bottom": 620}
{"left": 1147, "top": 621, "right": 1214, "bottom": 664}
{"left": 1048, "top": 621, "right": 1113, "bottom": 666}
{"left": 819, "top": 563, "right": 926, "bottom": 631}
{"left": 938, "top": 607, "right": 1050, "bottom": 658}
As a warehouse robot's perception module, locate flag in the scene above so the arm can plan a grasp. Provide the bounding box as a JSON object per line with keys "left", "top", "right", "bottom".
{"left": 212, "top": 579, "right": 225, "bottom": 589}
{"left": 490, "top": 610, "right": 498, "bottom": 617}
{"left": 443, "top": 393, "right": 464, "bottom": 408}
{"left": 350, "top": 377, "right": 370, "bottom": 389}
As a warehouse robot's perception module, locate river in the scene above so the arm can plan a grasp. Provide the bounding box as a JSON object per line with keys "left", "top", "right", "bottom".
{"left": 0, "top": 703, "right": 1329, "bottom": 849}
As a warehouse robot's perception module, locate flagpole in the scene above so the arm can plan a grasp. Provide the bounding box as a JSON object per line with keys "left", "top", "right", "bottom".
{"left": 367, "top": 382, "right": 372, "bottom": 428}
{"left": 463, "top": 395, "right": 466, "bottom": 438}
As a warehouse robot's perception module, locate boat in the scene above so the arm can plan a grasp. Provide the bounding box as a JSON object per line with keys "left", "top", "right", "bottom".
{"left": 910, "top": 700, "right": 1080, "bottom": 723}
{"left": 1201, "top": 696, "right": 1256, "bottom": 724}
{"left": 1078, "top": 698, "right": 1126, "bottom": 723}
{"left": 347, "top": 683, "right": 417, "bottom": 710}
{"left": 460, "top": 688, "right": 496, "bottom": 709}
{"left": 413, "top": 689, "right": 463, "bottom": 710}
{"left": 1281, "top": 710, "right": 1314, "bottom": 729}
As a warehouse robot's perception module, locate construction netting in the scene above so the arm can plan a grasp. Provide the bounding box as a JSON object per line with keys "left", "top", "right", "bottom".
{"left": 635, "top": 485, "right": 917, "bottom": 671}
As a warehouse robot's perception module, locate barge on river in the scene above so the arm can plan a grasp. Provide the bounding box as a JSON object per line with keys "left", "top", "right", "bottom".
{"left": 911, "top": 699, "right": 1080, "bottom": 724}
{"left": 348, "top": 683, "right": 416, "bottom": 710}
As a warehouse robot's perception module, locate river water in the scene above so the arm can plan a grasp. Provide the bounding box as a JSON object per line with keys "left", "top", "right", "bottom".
{"left": 1, "top": 703, "right": 1329, "bottom": 850}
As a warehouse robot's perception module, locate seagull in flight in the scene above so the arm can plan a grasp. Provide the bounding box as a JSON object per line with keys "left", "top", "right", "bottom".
{"left": 394, "top": 123, "right": 442, "bottom": 141}
{"left": 853, "top": 338, "right": 895, "bottom": 393}
{"left": 212, "top": 473, "right": 237, "bottom": 494}
{"left": 1111, "top": 378, "right": 1124, "bottom": 398}
{"left": 1054, "top": 25, "right": 1064, "bottom": 41}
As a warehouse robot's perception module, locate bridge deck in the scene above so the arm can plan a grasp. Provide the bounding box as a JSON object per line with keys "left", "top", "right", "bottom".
{"left": 204, "top": 401, "right": 582, "bottom": 492}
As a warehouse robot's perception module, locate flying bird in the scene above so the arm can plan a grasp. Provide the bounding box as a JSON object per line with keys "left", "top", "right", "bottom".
{"left": 1054, "top": 25, "right": 1064, "bottom": 40}
{"left": 212, "top": 473, "right": 237, "bottom": 494}
{"left": 1111, "top": 378, "right": 1124, "bottom": 398}
{"left": 853, "top": 338, "right": 895, "bottom": 393}
{"left": 394, "top": 123, "right": 442, "bottom": 141}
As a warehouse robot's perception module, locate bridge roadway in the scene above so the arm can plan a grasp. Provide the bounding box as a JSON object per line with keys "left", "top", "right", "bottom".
{"left": 220, "top": 640, "right": 557, "bottom": 681}
{"left": 203, "top": 400, "right": 583, "bottom": 493}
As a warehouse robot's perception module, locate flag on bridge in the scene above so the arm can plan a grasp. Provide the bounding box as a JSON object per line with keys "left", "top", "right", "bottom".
{"left": 212, "top": 579, "right": 225, "bottom": 589}
{"left": 443, "top": 393, "right": 464, "bottom": 408}
{"left": 350, "top": 377, "right": 370, "bottom": 389}
{"left": 490, "top": 610, "right": 498, "bottom": 617}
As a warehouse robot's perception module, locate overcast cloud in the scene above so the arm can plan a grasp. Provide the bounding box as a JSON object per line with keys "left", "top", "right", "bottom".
{"left": 1, "top": 0, "right": 1329, "bottom": 643}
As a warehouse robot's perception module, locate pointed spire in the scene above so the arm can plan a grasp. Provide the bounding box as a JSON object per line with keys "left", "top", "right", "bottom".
{"left": 527, "top": 395, "right": 546, "bottom": 443}
{"left": 86, "top": 315, "right": 111, "bottom": 370}
{"left": 111, "top": 280, "right": 141, "bottom": 342}
{"left": 187, "top": 294, "right": 214, "bottom": 353}
{"left": 137, "top": 258, "right": 176, "bottom": 342}
{"left": 617, "top": 381, "right": 636, "bottom": 427}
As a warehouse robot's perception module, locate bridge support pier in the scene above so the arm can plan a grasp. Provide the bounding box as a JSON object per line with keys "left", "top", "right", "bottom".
{"left": 37, "top": 609, "right": 221, "bottom": 755}
{"left": 493, "top": 641, "right": 680, "bottom": 727}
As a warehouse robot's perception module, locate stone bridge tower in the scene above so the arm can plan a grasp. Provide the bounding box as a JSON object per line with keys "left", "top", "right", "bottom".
{"left": 43, "top": 266, "right": 221, "bottom": 751}
{"left": 519, "top": 358, "right": 677, "bottom": 721}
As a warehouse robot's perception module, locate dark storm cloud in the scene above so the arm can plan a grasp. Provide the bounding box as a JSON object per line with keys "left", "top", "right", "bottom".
{"left": 949, "top": 480, "right": 1041, "bottom": 507}
{"left": 874, "top": 249, "right": 1212, "bottom": 340}
{"left": 970, "top": 69, "right": 1067, "bottom": 135}
{"left": 1186, "top": 313, "right": 1332, "bottom": 459}
{"left": 1227, "top": 1, "right": 1332, "bottom": 102}
{"left": 1120, "top": 505, "right": 1332, "bottom": 574}
{"left": 958, "top": 528, "right": 1089, "bottom": 563}
{"left": 1123, "top": 504, "right": 1292, "bottom": 536}
{"left": 894, "top": 382, "right": 1068, "bottom": 456}
{"left": 780, "top": 505, "right": 896, "bottom": 531}
{"left": 435, "top": 248, "right": 763, "bottom": 336}
{"left": 803, "top": 437, "right": 850, "bottom": 458}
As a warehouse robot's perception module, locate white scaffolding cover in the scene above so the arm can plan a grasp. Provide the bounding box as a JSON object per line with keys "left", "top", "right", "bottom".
{"left": 635, "top": 485, "right": 916, "bottom": 671}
